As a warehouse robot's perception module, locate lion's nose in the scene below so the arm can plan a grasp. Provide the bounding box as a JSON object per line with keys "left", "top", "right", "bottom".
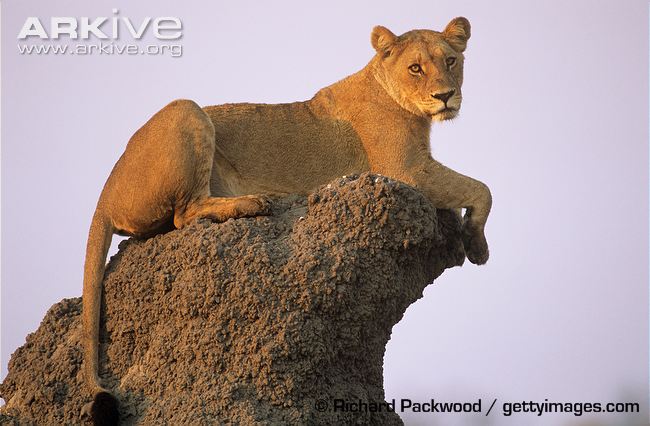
{"left": 432, "top": 90, "right": 455, "bottom": 104}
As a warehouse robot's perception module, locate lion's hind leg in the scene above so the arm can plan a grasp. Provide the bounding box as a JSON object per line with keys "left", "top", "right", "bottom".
{"left": 173, "top": 194, "right": 271, "bottom": 229}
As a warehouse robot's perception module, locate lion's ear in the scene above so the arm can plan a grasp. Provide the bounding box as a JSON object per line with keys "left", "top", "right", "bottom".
{"left": 443, "top": 17, "right": 471, "bottom": 52}
{"left": 371, "top": 26, "right": 397, "bottom": 54}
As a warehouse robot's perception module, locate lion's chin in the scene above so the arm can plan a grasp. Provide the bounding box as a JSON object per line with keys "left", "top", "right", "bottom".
{"left": 430, "top": 108, "right": 458, "bottom": 121}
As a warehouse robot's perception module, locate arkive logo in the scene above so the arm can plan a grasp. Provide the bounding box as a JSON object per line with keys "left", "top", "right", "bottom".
{"left": 17, "top": 9, "right": 182, "bottom": 40}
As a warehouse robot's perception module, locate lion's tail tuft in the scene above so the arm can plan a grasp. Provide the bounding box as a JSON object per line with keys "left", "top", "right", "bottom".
{"left": 91, "top": 391, "right": 120, "bottom": 426}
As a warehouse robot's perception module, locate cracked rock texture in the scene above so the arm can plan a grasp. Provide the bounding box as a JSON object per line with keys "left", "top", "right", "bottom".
{"left": 0, "top": 174, "right": 465, "bottom": 425}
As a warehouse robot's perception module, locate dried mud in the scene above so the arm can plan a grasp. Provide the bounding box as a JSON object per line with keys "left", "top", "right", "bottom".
{"left": 0, "top": 174, "right": 465, "bottom": 425}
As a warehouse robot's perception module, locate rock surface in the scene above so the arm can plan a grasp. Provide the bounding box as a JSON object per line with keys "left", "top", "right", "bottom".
{"left": 0, "top": 174, "right": 465, "bottom": 425}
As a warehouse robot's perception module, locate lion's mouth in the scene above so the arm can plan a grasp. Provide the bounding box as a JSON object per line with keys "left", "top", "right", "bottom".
{"left": 433, "top": 107, "right": 458, "bottom": 117}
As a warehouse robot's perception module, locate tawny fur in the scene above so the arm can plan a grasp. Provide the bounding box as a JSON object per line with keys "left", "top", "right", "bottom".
{"left": 82, "top": 17, "right": 491, "bottom": 423}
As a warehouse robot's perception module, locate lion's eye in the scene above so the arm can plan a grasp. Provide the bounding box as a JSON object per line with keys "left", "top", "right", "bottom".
{"left": 408, "top": 64, "right": 422, "bottom": 74}
{"left": 446, "top": 57, "right": 457, "bottom": 68}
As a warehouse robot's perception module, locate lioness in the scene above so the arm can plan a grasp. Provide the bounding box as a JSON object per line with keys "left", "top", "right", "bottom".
{"left": 82, "top": 17, "right": 491, "bottom": 424}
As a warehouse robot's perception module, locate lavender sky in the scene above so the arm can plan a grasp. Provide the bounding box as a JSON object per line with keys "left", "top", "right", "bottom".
{"left": 2, "top": 1, "right": 648, "bottom": 425}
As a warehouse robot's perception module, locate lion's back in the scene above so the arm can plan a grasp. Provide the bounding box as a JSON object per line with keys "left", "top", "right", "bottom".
{"left": 202, "top": 102, "right": 368, "bottom": 195}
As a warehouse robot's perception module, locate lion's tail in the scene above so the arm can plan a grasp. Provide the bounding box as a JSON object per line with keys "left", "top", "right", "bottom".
{"left": 82, "top": 210, "right": 119, "bottom": 425}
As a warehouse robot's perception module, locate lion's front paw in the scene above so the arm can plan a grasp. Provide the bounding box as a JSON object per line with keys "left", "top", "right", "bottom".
{"left": 462, "top": 223, "right": 489, "bottom": 265}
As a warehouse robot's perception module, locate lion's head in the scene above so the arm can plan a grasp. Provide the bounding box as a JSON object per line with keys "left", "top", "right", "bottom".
{"left": 370, "top": 17, "right": 471, "bottom": 121}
